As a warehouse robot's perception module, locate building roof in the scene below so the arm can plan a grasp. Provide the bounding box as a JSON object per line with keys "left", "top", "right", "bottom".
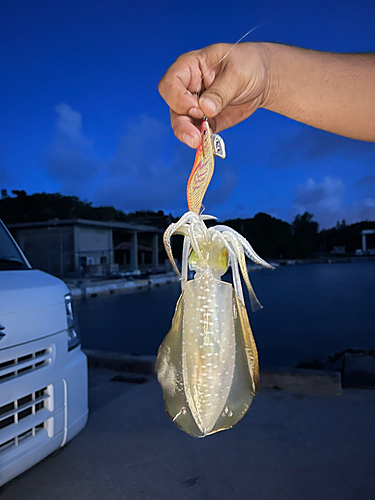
{"left": 8, "top": 218, "right": 163, "bottom": 233}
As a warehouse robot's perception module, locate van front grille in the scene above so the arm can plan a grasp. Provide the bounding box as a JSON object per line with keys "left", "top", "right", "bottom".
{"left": 0, "top": 423, "right": 45, "bottom": 453}
{"left": 0, "top": 386, "right": 51, "bottom": 453}
{"left": 0, "top": 348, "right": 51, "bottom": 383}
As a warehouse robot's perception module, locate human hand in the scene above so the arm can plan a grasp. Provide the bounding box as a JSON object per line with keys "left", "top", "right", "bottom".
{"left": 158, "top": 43, "right": 271, "bottom": 148}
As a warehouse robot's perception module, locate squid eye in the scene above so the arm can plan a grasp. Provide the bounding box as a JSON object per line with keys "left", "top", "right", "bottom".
{"left": 217, "top": 248, "right": 229, "bottom": 274}
{"left": 189, "top": 249, "right": 198, "bottom": 267}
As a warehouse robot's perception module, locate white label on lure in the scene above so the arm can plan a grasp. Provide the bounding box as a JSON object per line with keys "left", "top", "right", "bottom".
{"left": 212, "top": 134, "right": 226, "bottom": 159}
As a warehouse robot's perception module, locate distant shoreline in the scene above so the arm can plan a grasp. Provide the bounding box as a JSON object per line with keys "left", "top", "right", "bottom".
{"left": 66, "top": 257, "right": 375, "bottom": 298}
{"left": 65, "top": 272, "right": 179, "bottom": 299}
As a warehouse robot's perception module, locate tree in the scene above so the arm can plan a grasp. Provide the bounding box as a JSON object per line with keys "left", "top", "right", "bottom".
{"left": 222, "top": 213, "right": 292, "bottom": 259}
{"left": 293, "top": 212, "right": 319, "bottom": 236}
{"left": 292, "top": 212, "right": 319, "bottom": 258}
{"left": 11, "top": 189, "right": 27, "bottom": 198}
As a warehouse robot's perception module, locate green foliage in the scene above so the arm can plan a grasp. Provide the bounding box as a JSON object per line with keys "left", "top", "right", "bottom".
{"left": 291, "top": 212, "right": 319, "bottom": 258}
{"left": 122, "top": 210, "right": 173, "bottom": 228}
{"left": 292, "top": 212, "right": 319, "bottom": 236}
{"left": 0, "top": 191, "right": 131, "bottom": 224}
{"left": 223, "top": 212, "right": 293, "bottom": 259}
{"left": 1, "top": 190, "right": 374, "bottom": 258}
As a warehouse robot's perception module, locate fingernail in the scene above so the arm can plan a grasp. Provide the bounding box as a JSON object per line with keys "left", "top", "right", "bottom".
{"left": 200, "top": 97, "right": 217, "bottom": 115}
{"left": 182, "top": 133, "right": 195, "bottom": 148}
{"left": 189, "top": 107, "right": 203, "bottom": 119}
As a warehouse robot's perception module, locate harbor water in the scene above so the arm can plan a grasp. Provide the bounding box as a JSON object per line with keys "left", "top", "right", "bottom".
{"left": 76, "top": 261, "right": 375, "bottom": 367}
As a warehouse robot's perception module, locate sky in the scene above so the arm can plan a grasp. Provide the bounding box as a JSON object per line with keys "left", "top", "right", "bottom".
{"left": 0, "top": 0, "right": 374, "bottom": 229}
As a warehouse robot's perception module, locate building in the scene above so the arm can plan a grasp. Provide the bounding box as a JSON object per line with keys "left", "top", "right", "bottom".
{"left": 331, "top": 246, "right": 346, "bottom": 255}
{"left": 8, "top": 219, "right": 163, "bottom": 277}
{"left": 361, "top": 229, "right": 375, "bottom": 255}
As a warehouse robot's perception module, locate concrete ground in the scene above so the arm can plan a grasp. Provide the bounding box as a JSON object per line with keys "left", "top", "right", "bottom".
{"left": 2, "top": 368, "right": 375, "bottom": 500}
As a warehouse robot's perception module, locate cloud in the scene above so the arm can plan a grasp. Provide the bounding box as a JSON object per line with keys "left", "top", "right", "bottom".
{"left": 109, "top": 115, "right": 168, "bottom": 177}
{"left": 349, "top": 198, "right": 375, "bottom": 222}
{"left": 94, "top": 115, "right": 239, "bottom": 214}
{"left": 205, "top": 168, "right": 239, "bottom": 208}
{"left": 95, "top": 115, "right": 187, "bottom": 212}
{"left": 292, "top": 175, "right": 375, "bottom": 228}
{"left": 355, "top": 173, "right": 375, "bottom": 188}
{"left": 270, "top": 126, "right": 375, "bottom": 168}
{"left": 54, "top": 103, "right": 92, "bottom": 148}
{"left": 294, "top": 176, "right": 345, "bottom": 211}
{"left": 292, "top": 176, "right": 345, "bottom": 227}
{"left": 43, "top": 108, "right": 240, "bottom": 214}
{"left": 45, "top": 103, "right": 101, "bottom": 193}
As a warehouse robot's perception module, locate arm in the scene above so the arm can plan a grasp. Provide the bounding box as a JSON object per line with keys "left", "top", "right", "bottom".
{"left": 158, "top": 42, "right": 375, "bottom": 147}
{"left": 263, "top": 43, "right": 375, "bottom": 142}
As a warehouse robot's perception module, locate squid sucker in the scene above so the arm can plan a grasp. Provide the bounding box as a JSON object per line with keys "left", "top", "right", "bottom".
{"left": 155, "top": 119, "right": 273, "bottom": 437}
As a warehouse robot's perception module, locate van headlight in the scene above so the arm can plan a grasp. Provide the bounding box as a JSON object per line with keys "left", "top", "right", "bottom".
{"left": 64, "top": 293, "right": 81, "bottom": 351}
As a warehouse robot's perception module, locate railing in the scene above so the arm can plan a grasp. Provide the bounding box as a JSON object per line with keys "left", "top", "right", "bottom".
{"left": 45, "top": 248, "right": 163, "bottom": 278}
{"left": 47, "top": 249, "right": 115, "bottom": 278}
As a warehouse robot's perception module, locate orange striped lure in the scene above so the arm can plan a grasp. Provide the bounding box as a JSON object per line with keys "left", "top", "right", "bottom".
{"left": 186, "top": 118, "right": 226, "bottom": 214}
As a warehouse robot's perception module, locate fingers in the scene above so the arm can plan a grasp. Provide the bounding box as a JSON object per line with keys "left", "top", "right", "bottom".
{"left": 159, "top": 53, "right": 206, "bottom": 148}
{"left": 198, "top": 66, "right": 240, "bottom": 119}
{"left": 210, "top": 95, "right": 264, "bottom": 133}
{"left": 158, "top": 54, "right": 202, "bottom": 117}
{"left": 170, "top": 111, "right": 202, "bottom": 149}
{"left": 158, "top": 44, "right": 258, "bottom": 147}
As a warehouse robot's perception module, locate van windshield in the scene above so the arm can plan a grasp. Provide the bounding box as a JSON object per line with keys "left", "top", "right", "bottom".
{"left": 0, "top": 221, "right": 29, "bottom": 270}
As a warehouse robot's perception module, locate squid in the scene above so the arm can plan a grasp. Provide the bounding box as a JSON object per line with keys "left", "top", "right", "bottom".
{"left": 155, "top": 119, "right": 273, "bottom": 437}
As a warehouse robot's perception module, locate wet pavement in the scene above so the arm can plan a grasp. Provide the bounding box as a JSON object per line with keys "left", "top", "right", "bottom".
{"left": 1, "top": 368, "right": 374, "bottom": 500}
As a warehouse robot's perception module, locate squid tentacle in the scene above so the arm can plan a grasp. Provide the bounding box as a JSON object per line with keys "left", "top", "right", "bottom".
{"left": 213, "top": 229, "right": 245, "bottom": 304}
{"left": 163, "top": 225, "right": 181, "bottom": 276}
{"left": 188, "top": 219, "right": 205, "bottom": 261}
{"left": 181, "top": 236, "right": 191, "bottom": 291}
{"left": 164, "top": 212, "right": 202, "bottom": 275}
{"left": 201, "top": 214, "right": 217, "bottom": 221}
{"left": 214, "top": 225, "right": 274, "bottom": 269}
{"left": 221, "top": 230, "right": 263, "bottom": 312}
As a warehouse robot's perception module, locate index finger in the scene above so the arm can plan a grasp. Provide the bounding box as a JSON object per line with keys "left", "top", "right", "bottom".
{"left": 158, "top": 53, "right": 204, "bottom": 116}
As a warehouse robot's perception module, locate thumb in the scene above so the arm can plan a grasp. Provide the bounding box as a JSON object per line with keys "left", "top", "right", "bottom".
{"left": 198, "top": 70, "right": 239, "bottom": 118}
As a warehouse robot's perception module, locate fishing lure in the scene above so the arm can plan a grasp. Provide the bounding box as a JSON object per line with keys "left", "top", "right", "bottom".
{"left": 156, "top": 119, "right": 273, "bottom": 437}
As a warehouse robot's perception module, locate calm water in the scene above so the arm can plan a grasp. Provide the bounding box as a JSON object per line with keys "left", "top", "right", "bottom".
{"left": 76, "top": 261, "right": 375, "bottom": 367}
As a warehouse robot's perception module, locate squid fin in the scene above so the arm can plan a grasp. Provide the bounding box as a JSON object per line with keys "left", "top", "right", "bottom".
{"left": 155, "top": 292, "right": 202, "bottom": 438}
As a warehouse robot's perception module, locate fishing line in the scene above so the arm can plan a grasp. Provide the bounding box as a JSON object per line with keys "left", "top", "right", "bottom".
{"left": 194, "top": 24, "right": 263, "bottom": 100}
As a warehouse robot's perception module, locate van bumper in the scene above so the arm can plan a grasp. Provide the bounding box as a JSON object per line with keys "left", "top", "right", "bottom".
{"left": 0, "top": 337, "right": 88, "bottom": 487}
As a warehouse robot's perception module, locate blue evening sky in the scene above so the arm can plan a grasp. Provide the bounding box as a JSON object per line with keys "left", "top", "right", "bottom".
{"left": 1, "top": 0, "right": 374, "bottom": 228}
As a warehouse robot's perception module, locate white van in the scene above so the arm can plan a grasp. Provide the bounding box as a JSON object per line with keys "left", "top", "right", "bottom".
{"left": 0, "top": 220, "right": 88, "bottom": 486}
